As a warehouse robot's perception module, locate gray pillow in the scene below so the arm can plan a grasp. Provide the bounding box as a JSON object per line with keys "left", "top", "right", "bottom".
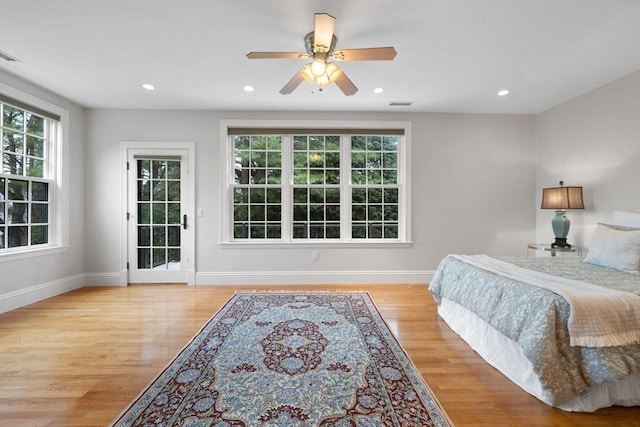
{"left": 584, "top": 223, "right": 640, "bottom": 273}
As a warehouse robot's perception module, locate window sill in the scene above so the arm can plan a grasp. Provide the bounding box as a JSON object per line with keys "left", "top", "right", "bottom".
{"left": 219, "top": 241, "right": 413, "bottom": 249}
{"left": 0, "top": 245, "right": 69, "bottom": 262}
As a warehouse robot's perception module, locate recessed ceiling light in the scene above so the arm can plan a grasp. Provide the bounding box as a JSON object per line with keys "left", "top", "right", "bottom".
{"left": 373, "top": 87, "right": 384, "bottom": 94}
{"left": 497, "top": 89, "right": 510, "bottom": 96}
{"left": 243, "top": 85, "right": 255, "bottom": 92}
{"left": 142, "top": 83, "right": 155, "bottom": 90}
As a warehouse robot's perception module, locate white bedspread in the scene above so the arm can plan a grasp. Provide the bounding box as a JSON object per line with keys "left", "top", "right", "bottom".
{"left": 451, "top": 255, "right": 640, "bottom": 347}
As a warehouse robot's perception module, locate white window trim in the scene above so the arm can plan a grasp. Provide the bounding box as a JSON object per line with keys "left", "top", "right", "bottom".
{"left": 0, "top": 83, "right": 69, "bottom": 262}
{"left": 219, "top": 119, "right": 412, "bottom": 247}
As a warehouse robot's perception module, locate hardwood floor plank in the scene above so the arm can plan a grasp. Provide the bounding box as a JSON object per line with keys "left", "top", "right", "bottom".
{"left": 0, "top": 284, "right": 638, "bottom": 426}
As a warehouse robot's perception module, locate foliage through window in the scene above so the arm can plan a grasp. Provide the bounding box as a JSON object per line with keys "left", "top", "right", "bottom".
{"left": 1, "top": 98, "right": 56, "bottom": 250}
{"left": 229, "top": 127, "right": 407, "bottom": 243}
{"left": 351, "top": 135, "right": 399, "bottom": 238}
{"left": 233, "top": 136, "right": 283, "bottom": 239}
{"left": 292, "top": 135, "right": 341, "bottom": 239}
{"left": 136, "top": 159, "right": 182, "bottom": 269}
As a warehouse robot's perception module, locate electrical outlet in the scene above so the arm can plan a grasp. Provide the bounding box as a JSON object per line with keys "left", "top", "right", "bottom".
{"left": 312, "top": 251, "right": 319, "bottom": 261}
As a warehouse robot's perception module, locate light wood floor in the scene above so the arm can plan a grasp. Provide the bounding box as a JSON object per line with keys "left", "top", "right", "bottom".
{"left": 0, "top": 284, "right": 638, "bottom": 426}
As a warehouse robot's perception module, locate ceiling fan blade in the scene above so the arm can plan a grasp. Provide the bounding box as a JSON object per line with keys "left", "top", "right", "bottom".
{"left": 332, "top": 47, "right": 397, "bottom": 61}
{"left": 333, "top": 67, "right": 358, "bottom": 96}
{"left": 247, "top": 52, "right": 309, "bottom": 59}
{"left": 314, "top": 13, "right": 336, "bottom": 52}
{"left": 279, "top": 67, "right": 308, "bottom": 95}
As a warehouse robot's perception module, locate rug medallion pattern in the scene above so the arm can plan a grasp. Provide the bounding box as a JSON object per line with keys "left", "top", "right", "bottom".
{"left": 112, "top": 292, "right": 450, "bottom": 426}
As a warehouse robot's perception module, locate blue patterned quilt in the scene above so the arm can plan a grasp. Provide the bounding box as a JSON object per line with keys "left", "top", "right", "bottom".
{"left": 428, "top": 255, "right": 640, "bottom": 405}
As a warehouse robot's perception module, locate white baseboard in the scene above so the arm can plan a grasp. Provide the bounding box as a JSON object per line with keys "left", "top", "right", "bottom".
{"left": 195, "top": 270, "right": 435, "bottom": 285}
{"left": 0, "top": 274, "right": 85, "bottom": 314}
{"left": 84, "top": 270, "right": 195, "bottom": 286}
{"left": 83, "top": 270, "right": 433, "bottom": 287}
{"left": 0, "top": 270, "right": 437, "bottom": 313}
{"left": 84, "top": 272, "right": 127, "bottom": 287}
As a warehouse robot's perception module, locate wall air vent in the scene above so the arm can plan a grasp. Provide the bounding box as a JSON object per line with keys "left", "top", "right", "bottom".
{"left": 0, "top": 50, "right": 20, "bottom": 62}
{"left": 389, "top": 101, "right": 413, "bottom": 106}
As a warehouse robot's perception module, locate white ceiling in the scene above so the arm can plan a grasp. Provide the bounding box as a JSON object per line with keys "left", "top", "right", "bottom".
{"left": 1, "top": 0, "right": 639, "bottom": 114}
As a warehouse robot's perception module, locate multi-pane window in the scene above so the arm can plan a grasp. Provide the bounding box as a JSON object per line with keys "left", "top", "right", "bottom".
{"left": 292, "top": 135, "right": 341, "bottom": 239}
{"left": 351, "top": 135, "right": 399, "bottom": 239}
{"left": 136, "top": 159, "right": 181, "bottom": 269}
{"left": 1, "top": 99, "right": 55, "bottom": 250}
{"left": 233, "top": 136, "right": 283, "bottom": 239}
{"left": 228, "top": 127, "right": 407, "bottom": 243}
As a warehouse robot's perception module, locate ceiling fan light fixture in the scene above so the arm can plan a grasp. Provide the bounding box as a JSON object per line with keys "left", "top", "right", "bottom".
{"left": 310, "top": 58, "right": 327, "bottom": 77}
{"left": 303, "top": 62, "right": 342, "bottom": 87}
{"left": 316, "top": 74, "right": 331, "bottom": 87}
{"left": 301, "top": 65, "right": 314, "bottom": 84}
{"left": 326, "top": 62, "right": 341, "bottom": 83}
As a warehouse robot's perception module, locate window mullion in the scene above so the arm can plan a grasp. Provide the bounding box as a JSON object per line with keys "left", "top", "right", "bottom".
{"left": 281, "top": 135, "right": 292, "bottom": 242}
{"left": 44, "top": 118, "right": 52, "bottom": 179}
{"left": 397, "top": 135, "right": 405, "bottom": 241}
{"left": 46, "top": 120, "right": 55, "bottom": 245}
{"left": 27, "top": 181, "right": 32, "bottom": 245}
{"left": 226, "top": 136, "right": 235, "bottom": 242}
{"left": 340, "top": 135, "right": 352, "bottom": 241}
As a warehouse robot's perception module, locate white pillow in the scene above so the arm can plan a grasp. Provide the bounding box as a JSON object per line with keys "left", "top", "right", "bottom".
{"left": 612, "top": 211, "right": 640, "bottom": 228}
{"left": 584, "top": 223, "right": 640, "bottom": 273}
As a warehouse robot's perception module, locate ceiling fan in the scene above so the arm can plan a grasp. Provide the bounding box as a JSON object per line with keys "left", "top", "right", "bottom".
{"left": 246, "top": 13, "right": 397, "bottom": 96}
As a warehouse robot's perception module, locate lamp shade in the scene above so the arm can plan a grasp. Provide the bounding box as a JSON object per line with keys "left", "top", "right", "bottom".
{"left": 541, "top": 185, "right": 584, "bottom": 210}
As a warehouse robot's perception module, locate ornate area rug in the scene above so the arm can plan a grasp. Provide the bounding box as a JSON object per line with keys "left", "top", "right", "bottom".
{"left": 112, "top": 292, "right": 451, "bottom": 426}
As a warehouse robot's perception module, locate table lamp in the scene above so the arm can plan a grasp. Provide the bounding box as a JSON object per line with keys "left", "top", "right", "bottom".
{"left": 541, "top": 181, "right": 584, "bottom": 248}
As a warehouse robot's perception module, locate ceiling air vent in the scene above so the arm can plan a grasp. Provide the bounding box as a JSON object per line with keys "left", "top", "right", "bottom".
{"left": 389, "top": 101, "right": 413, "bottom": 107}
{"left": 0, "top": 50, "right": 20, "bottom": 62}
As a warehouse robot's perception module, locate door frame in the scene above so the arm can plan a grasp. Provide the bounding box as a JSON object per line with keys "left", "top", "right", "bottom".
{"left": 119, "top": 141, "right": 196, "bottom": 285}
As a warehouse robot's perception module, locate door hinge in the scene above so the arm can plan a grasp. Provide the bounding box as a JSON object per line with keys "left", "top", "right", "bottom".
{"left": 126, "top": 262, "right": 130, "bottom": 270}
{"left": 126, "top": 212, "right": 130, "bottom": 220}
{"left": 127, "top": 161, "right": 130, "bottom": 170}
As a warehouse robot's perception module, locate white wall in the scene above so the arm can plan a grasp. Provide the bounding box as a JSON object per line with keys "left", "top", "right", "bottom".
{"left": 535, "top": 70, "right": 640, "bottom": 248}
{"left": 4, "top": 67, "right": 637, "bottom": 306}
{"left": 85, "top": 109, "right": 536, "bottom": 284}
{"left": 0, "top": 70, "right": 86, "bottom": 311}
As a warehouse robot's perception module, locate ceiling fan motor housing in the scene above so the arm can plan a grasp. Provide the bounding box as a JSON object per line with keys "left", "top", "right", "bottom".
{"left": 304, "top": 32, "right": 338, "bottom": 55}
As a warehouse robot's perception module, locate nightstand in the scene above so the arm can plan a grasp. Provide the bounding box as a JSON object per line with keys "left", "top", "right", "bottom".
{"left": 527, "top": 243, "right": 583, "bottom": 258}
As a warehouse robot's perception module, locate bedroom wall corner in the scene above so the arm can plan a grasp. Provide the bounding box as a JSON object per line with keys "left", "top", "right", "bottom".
{"left": 535, "top": 69, "right": 640, "bottom": 249}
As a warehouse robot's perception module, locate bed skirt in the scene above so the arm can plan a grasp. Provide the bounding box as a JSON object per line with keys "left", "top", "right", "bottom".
{"left": 438, "top": 298, "right": 640, "bottom": 412}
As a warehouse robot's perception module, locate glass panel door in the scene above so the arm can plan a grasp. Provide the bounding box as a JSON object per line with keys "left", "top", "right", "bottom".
{"left": 136, "top": 158, "right": 182, "bottom": 270}
{"left": 128, "top": 153, "right": 188, "bottom": 283}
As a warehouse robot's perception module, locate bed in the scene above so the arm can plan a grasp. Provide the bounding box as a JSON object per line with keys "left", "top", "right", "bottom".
{"left": 428, "top": 211, "right": 640, "bottom": 412}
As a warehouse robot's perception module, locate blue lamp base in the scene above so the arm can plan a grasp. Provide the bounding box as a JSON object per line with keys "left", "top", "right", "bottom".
{"left": 551, "top": 209, "right": 572, "bottom": 248}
